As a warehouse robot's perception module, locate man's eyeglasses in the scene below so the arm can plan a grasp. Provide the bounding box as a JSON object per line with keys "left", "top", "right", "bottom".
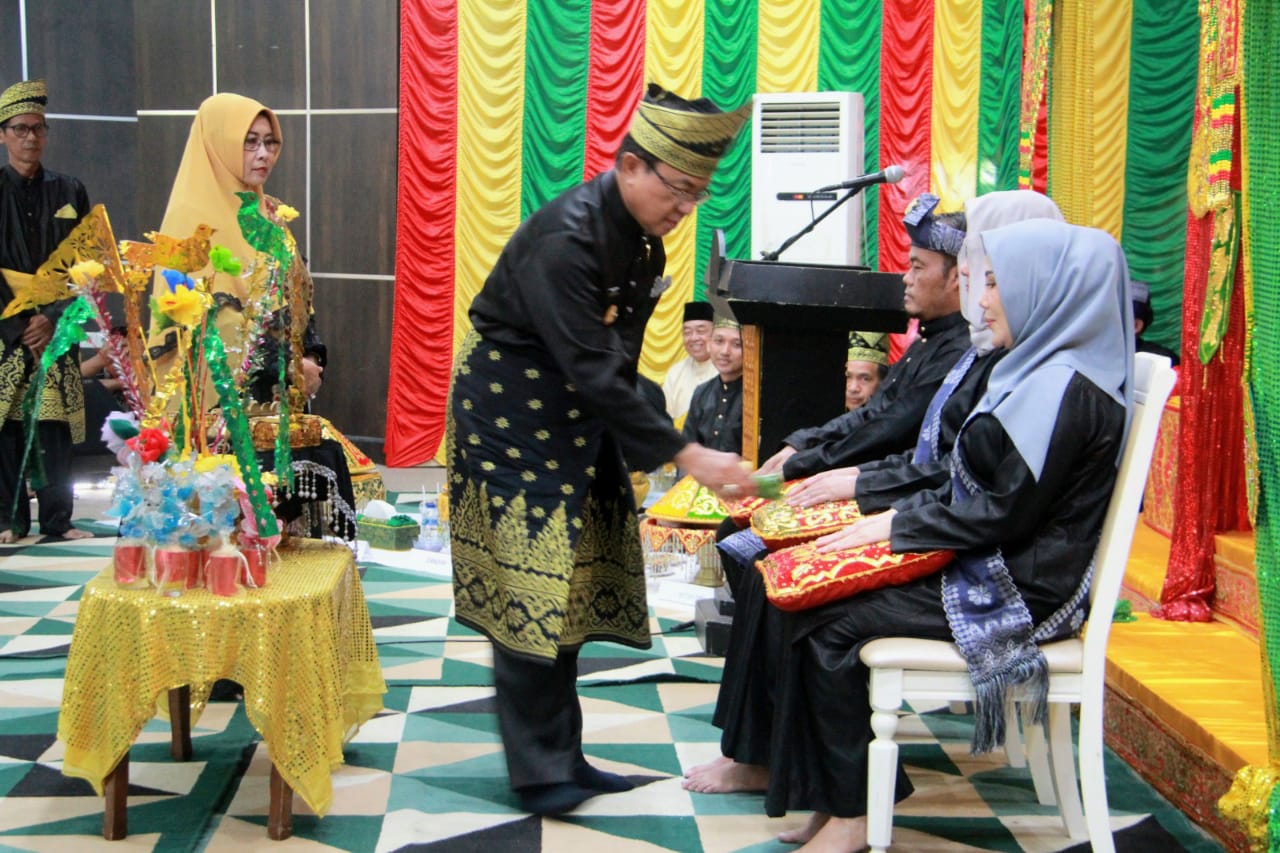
{"left": 244, "top": 135, "right": 282, "bottom": 153}
{"left": 646, "top": 161, "right": 710, "bottom": 205}
{"left": 5, "top": 122, "right": 48, "bottom": 139}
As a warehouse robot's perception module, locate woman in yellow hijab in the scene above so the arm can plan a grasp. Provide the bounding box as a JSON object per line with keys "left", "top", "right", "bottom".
{"left": 151, "top": 92, "right": 324, "bottom": 406}
{"left": 150, "top": 93, "right": 359, "bottom": 546}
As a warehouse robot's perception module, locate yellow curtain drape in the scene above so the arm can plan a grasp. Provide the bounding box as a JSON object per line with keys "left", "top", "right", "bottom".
{"left": 641, "top": 0, "right": 705, "bottom": 382}
{"left": 452, "top": 0, "right": 528, "bottom": 354}
{"left": 1049, "top": 0, "right": 1131, "bottom": 237}
{"left": 756, "top": 0, "right": 820, "bottom": 94}
{"left": 1091, "top": 0, "right": 1132, "bottom": 238}
{"left": 930, "top": 0, "right": 982, "bottom": 208}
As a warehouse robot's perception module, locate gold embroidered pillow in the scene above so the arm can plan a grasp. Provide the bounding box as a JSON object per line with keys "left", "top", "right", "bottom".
{"left": 749, "top": 498, "right": 863, "bottom": 550}
{"left": 758, "top": 541, "right": 953, "bottom": 611}
{"left": 725, "top": 480, "right": 802, "bottom": 527}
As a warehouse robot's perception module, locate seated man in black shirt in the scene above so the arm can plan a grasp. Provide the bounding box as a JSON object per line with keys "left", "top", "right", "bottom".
{"left": 682, "top": 316, "right": 743, "bottom": 453}
{"left": 756, "top": 194, "right": 971, "bottom": 482}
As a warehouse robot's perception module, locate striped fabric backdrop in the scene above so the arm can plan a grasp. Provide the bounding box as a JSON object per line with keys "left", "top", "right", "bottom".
{"left": 387, "top": 0, "right": 1198, "bottom": 466}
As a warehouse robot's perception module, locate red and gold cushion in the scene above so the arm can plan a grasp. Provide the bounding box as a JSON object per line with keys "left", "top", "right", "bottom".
{"left": 749, "top": 498, "right": 863, "bottom": 550}
{"left": 758, "top": 541, "right": 953, "bottom": 611}
{"left": 647, "top": 474, "right": 727, "bottom": 528}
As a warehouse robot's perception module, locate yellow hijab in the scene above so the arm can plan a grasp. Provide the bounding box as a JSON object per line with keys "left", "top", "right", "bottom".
{"left": 151, "top": 93, "right": 305, "bottom": 408}
{"left": 159, "top": 92, "right": 284, "bottom": 304}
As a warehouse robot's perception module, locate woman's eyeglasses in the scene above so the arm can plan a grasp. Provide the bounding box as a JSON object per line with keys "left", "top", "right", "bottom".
{"left": 243, "top": 135, "right": 282, "bottom": 153}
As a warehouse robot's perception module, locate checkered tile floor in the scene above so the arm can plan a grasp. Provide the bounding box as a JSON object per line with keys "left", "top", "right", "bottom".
{"left": 0, "top": 493, "right": 1220, "bottom": 852}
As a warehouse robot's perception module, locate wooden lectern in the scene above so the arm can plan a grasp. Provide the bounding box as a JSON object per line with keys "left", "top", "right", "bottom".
{"left": 711, "top": 257, "right": 907, "bottom": 465}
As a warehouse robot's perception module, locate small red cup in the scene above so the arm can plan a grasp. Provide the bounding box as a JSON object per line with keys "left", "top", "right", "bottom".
{"left": 205, "top": 552, "right": 245, "bottom": 596}
{"left": 154, "top": 547, "right": 199, "bottom": 595}
{"left": 241, "top": 546, "right": 268, "bottom": 588}
{"left": 113, "top": 542, "right": 149, "bottom": 588}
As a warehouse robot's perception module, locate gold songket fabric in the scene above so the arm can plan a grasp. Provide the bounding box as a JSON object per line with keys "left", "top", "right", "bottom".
{"left": 750, "top": 497, "right": 864, "bottom": 550}
{"left": 57, "top": 539, "right": 385, "bottom": 816}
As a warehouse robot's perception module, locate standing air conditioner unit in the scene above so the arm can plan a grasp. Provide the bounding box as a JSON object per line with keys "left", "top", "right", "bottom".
{"left": 751, "top": 92, "right": 865, "bottom": 266}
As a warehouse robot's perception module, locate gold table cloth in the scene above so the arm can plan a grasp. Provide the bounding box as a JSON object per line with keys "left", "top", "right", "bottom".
{"left": 57, "top": 539, "right": 385, "bottom": 816}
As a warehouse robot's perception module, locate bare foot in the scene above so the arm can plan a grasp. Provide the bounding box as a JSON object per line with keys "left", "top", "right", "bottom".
{"left": 0, "top": 529, "right": 17, "bottom": 544}
{"left": 682, "top": 754, "right": 731, "bottom": 778}
{"left": 795, "top": 815, "right": 867, "bottom": 852}
{"left": 60, "top": 528, "right": 94, "bottom": 540}
{"left": 680, "top": 755, "right": 768, "bottom": 793}
{"left": 778, "top": 812, "right": 830, "bottom": 843}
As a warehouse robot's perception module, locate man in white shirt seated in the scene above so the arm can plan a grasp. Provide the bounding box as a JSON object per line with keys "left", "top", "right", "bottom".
{"left": 662, "top": 300, "right": 717, "bottom": 424}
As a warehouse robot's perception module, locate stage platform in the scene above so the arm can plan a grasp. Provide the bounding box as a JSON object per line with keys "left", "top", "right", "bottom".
{"left": 1110, "top": 516, "right": 1264, "bottom": 851}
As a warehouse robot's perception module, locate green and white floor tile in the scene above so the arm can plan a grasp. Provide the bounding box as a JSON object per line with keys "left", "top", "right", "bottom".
{"left": 0, "top": 493, "right": 1222, "bottom": 852}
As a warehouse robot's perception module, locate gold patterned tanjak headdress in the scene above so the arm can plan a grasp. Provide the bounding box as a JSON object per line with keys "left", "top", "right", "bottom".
{"left": 628, "top": 83, "right": 751, "bottom": 179}
{"left": 713, "top": 314, "right": 740, "bottom": 330}
{"left": 847, "top": 331, "right": 889, "bottom": 365}
{"left": 0, "top": 79, "right": 47, "bottom": 124}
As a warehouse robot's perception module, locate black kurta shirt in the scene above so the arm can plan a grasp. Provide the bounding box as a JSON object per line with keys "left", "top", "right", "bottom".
{"left": 889, "top": 372, "right": 1126, "bottom": 621}
{"left": 781, "top": 311, "right": 969, "bottom": 480}
{"left": 470, "top": 170, "right": 686, "bottom": 472}
{"left": 681, "top": 374, "right": 742, "bottom": 453}
{"left": 0, "top": 165, "right": 89, "bottom": 346}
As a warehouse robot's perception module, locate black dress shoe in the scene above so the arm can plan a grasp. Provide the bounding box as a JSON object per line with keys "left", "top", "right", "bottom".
{"left": 574, "top": 763, "right": 635, "bottom": 793}
{"left": 518, "top": 781, "right": 598, "bottom": 816}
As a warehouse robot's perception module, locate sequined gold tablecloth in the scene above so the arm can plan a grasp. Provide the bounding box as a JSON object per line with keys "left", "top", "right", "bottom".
{"left": 57, "top": 540, "right": 385, "bottom": 816}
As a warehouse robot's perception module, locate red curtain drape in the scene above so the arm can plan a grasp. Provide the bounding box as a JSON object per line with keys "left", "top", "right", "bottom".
{"left": 583, "top": 0, "right": 647, "bottom": 181}
{"left": 879, "top": 0, "right": 934, "bottom": 363}
{"left": 386, "top": 1, "right": 459, "bottom": 466}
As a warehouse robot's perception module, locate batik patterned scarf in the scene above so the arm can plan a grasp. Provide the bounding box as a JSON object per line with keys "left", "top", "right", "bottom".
{"left": 912, "top": 347, "right": 979, "bottom": 465}
{"left": 941, "top": 442, "right": 1092, "bottom": 754}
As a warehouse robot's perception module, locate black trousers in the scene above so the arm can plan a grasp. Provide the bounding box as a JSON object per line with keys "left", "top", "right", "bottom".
{"left": 0, "top": 419, "right": 74, "bottom": 538}
{"left": 491, "top": 643, "right": 587, "bottom": 789}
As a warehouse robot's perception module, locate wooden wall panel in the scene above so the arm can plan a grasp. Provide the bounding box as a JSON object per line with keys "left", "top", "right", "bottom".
{"left": 311, "top": 280, "right": 393, "bottom": 451}
{"left": 136, "top": 116, "right": 195, "bottom": 234}
{"left": 52, "top": 119, "right": 140, "bottom": 241}
{"left": 26, "top": 1, "right": 135, "bottom": 117}
{"left": 309, "top": 113, "right": 397, "bottom": 275}
{"left": 133, "top": 0, "right": 212, "bottom": 110}
{"left": 0, "top": 0, "right": 22, "bottom": 86}
{"left": 311, "top": 0, "right": 398, "bottom": 109}
{"left": 215, "top": 0, "right": 306, "bottom": 111}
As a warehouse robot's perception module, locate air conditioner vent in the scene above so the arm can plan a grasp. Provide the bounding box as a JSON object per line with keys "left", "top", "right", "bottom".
{"left": 758, "top": 101, "right": 843, "bottom": 153}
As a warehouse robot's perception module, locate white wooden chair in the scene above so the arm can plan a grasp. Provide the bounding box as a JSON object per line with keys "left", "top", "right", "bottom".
{"left": 859, "top": 352, "right": 1177, "bottom": 853}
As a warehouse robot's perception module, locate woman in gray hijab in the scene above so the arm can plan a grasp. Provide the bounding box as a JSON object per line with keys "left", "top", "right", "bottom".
{"left": 762, "top": 220, "right": 1134, "bottom": 852}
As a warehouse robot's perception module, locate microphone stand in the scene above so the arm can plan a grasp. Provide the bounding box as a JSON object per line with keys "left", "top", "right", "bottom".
{"left": 761, "top": 185, "right": 864, "bottom": 262}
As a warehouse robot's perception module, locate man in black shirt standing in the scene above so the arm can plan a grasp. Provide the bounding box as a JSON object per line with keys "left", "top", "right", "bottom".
{"left": 0, "top": 80, "right": 92, "bottom": 543}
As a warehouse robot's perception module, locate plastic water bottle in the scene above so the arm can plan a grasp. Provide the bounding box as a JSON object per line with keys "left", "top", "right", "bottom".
{"left": 419, "top": 488, "right": 443, "bottom": 551}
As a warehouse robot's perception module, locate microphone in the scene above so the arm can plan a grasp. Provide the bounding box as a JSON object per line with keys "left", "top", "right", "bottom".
{"left": 814, "top": 164, "right": 906, "bottom": 193}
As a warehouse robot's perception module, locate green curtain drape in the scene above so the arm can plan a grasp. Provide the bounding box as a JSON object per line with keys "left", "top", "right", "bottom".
{"left": 817, "top": 0, "right": 882, "bottom": 269}
{"left": 520, "top": 0, "right": 591, "bottom": 218}
{"left": 694, "top": 0, "right": 759, "bottom": 300}
{"left": 1121, "top": 0, "right": 1199, "bottom": 354}
{"left": 977, "top": 0, "right": 1023, "bottom": 194}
